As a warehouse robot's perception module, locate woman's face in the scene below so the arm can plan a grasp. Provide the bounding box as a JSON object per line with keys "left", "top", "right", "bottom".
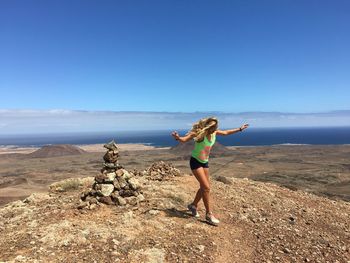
{"left": 207, "top": 123, "right": 218, "bottom": 134}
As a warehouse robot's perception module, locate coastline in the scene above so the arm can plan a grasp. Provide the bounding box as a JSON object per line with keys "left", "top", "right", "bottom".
{"left": 78, "top": 143, "right": 170, "bottom": 152}
{"left": 0, "top": 143, "right": 170, "bottom": 155}
{"left": 1, "top": 143, "right": 350, "bottom": 155}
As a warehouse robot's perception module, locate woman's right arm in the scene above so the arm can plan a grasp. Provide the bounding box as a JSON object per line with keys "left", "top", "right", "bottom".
{"left": 171, "top": 131, "right": 195, "bottom": 143}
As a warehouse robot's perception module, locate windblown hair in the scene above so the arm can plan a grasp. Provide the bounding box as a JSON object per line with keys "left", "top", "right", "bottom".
{"left": 188, "top": 117, "right": 218, "bottom": 142}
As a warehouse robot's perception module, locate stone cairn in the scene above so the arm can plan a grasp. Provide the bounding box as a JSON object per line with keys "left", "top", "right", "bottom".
{"left": 81, "top": 140, "right": 144, "bottom": 207}
{"left": 144, "top": 161, "right": 181, "bottom": 181}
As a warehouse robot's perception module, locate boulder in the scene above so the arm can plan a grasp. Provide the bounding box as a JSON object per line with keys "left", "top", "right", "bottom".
{"left": 99, "top": 184, "right": 114, "bottom": 197}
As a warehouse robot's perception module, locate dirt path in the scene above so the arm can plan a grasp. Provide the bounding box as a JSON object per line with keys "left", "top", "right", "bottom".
{"left": 180, "top": 175, "right": 254, "bottom": 263}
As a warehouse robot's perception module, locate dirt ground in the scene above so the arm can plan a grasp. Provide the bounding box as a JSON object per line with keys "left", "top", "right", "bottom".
{"left": 0, "top": 168, "right": 349, "bottom": 262}
{"left": 0, "top": 144, "right": 350, "bottom": 262}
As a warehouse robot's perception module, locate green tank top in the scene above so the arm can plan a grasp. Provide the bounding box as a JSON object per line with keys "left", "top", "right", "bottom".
{"left": 191, "top": 133, "right": 216, "bottom": 163}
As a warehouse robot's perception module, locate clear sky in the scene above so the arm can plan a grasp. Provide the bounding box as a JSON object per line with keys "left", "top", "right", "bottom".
{"left": 0, "top": 0, "right": 349, "bottom": 113}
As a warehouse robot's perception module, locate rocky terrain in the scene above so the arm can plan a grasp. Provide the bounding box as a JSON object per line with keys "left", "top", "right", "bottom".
{"left": 0, "top": 144, "right": 350, "bottom": 262}
{"left": 0, "top": 167, "right": 349, "bottom": 262}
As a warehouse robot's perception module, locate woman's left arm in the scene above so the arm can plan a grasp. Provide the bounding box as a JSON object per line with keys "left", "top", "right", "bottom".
{"left": 216, "top": 124, "right": 249, "bottom": 136}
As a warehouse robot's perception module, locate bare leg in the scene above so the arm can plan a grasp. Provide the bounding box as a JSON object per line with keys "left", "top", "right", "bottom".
{"left": 192, "top": 169, "right": 210, "bottom": 207}
{"left": 203, "top": 168, "right": 212, "bottom": 214}
{"left": 191, "top": 167, "right": 211, "bottom": 213}
{"left": 192, "top": 188, "right": 202, "bottom": 207}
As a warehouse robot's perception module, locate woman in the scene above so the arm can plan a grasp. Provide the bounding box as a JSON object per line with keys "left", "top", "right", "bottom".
{"left": 171, "top": 117, "right": 249, "bottom": 226}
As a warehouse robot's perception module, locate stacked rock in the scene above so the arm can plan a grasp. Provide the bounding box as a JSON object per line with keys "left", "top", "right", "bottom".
{"left": 81, "top": 140, "right": 144, "bottom": 207}
{"left": 144, "top": 161, "right": 181, "bottom": 181}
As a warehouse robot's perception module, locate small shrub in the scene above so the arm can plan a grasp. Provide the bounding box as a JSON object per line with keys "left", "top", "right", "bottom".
{"left": 50, "top": 178, "right": 82, "bottom": 192}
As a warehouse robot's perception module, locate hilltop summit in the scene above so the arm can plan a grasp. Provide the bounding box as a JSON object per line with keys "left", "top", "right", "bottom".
{"left": 0, "top": 171, "right": 349, "bottom": 262}
{"left": 28, "top": 145, "right": 86, "bottom": 158}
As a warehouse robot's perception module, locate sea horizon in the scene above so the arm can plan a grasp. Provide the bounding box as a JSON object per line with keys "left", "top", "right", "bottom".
{"left": 0, "top": 126, "right": 350, "bottom": 148}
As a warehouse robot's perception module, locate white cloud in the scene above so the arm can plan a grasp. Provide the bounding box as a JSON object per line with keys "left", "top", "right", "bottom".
{"left": 0, "top": 109, "right": 349, "bottom": 134}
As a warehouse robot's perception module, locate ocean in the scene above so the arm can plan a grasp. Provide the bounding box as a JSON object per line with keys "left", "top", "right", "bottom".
{"left": 0, "top": 127, "right": 349, "bottom": 148}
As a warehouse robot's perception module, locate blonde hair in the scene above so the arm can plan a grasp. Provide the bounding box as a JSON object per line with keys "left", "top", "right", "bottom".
{"left": 188, "top": 117, "right": 218, "bottom": 142}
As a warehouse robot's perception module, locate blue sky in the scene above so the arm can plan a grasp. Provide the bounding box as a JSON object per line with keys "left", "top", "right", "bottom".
{"left": 1, "top": 0, "right": 349, "bottom": 113}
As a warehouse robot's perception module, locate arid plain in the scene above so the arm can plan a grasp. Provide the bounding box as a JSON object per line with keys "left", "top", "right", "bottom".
{"left": 1, "top": 143, "right": 349, "bottom": 206}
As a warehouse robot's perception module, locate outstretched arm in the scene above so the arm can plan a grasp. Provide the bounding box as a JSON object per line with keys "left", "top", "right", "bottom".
{"left": 171, "top": 131, "right": 195, "bottom": 143}
{"left": 216, "top": 124, "right": 249, "bottom": 136}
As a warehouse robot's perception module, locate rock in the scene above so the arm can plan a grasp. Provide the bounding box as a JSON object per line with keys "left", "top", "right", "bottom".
{"left": 149, "top": 209, "right": 160, "bottom": 215}
{"left": 119, "top": 189, "right": 136, "bottom": 197}
{"left": 113, "top": 180, "right": 121, "bottom": 190}
{"left": 104, "top": 140, "right": 118, "bottom": 151}
{"left": 106, "top": 172, "right": 116, "bottom": 182}
{"left": 145, "top": 161, "right": 181, "bottom": 181}
{"left": 89, "top": 203, "right": 97, "bottom": 210}
{"left": 93, "top": 183, "right": 102, "bottom": 191}
{"left": 99, "top": 184, "right": 114, "bottom": 196}
{"left": 117, "top": 197, "right": 127, "bottom": 206}
{"left": 101, "top": 167, "right": 116, "bottom": 174}
{"left": 116, "top": 169, "right": 124, "bottom": 177}
{"left": 85, "top": 196, "right": 98, "bottom": 204}
{"left": 130, "top": 169, "right": 143, "bottom": 177}
{"left": 196, "top": 245, "right": 205, "bottom": 252}
{"left": 122, "top": 169, "right": 132, "bottom": 180}
{"left": 77, "top": 202, "right": 88, "bottom": 209}
{"left": 128, "top": 178, "right": 141, "bottom": 190}
{"left": 215, "top": 175, "right": 232, "bottom": 185}
{"left": 98, "top": 196, "right": 114, "bottom": 205}
{"left": 54, "top": 187, "right": 64, "bottom": 192}
{"left": 125, "top": 196, "right": 138, "bottom": 206}
{"left": 14, "top": 255, "right": 27, "bottom": 262}
{"left": 95, "top": 174, "right": 108, "bottom": 183}
{"left": 117, "top": 176, "right": 127, "bottom": 188}
{"left": 79, "top": 140, "right": 144, "bottom": 207}
{"left": 133, "top": 248, "right": 166, "bottom": 263}
{"left": 104, "top": 162, "right": 117, "bottom": 169}
{"left": 23, "top": 193, "right": 51, "bottom": 204}
{"left": 110, "top": 192, "right": 120, "bottom": 202}
{"left": 103, "top": 150, "right": 119, "bottom": 163}
{"left": 80, "top": 190, "right": 91, "bottom": 201}
{"left": 137, "top": 194, "right": 145, "bottom": 202}
{"left": 283, "top": 247, "right": 291, "bottom": 254}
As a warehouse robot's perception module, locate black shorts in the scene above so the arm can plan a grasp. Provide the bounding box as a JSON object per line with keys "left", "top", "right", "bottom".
{"left": 190, "top": 156, "right": 209, "bottom": 170}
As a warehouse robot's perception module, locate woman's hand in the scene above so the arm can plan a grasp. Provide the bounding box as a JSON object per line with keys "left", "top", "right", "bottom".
{"left": 240, "top": 124, "right": 249, "bottom": 131}
{"left": 171, "top": 131, "right": 180, "bottom": 141}
{"left": 171, "top": 131, "right": 195, "bottom": 142}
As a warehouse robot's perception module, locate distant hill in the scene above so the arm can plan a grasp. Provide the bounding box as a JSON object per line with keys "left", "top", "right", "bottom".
{"left": 28, "top": 144, "right": 86, "bottom": 158}
{"left": 169, "top": 140, "right": 231, "bottom": 158}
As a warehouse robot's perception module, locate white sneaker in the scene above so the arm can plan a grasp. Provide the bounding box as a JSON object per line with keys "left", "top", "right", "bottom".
{"left": 187, "top": 204, "right": 200, "bottom": 218}
{"left": 206, "top": 213, "right": 220, "bottom": 226}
